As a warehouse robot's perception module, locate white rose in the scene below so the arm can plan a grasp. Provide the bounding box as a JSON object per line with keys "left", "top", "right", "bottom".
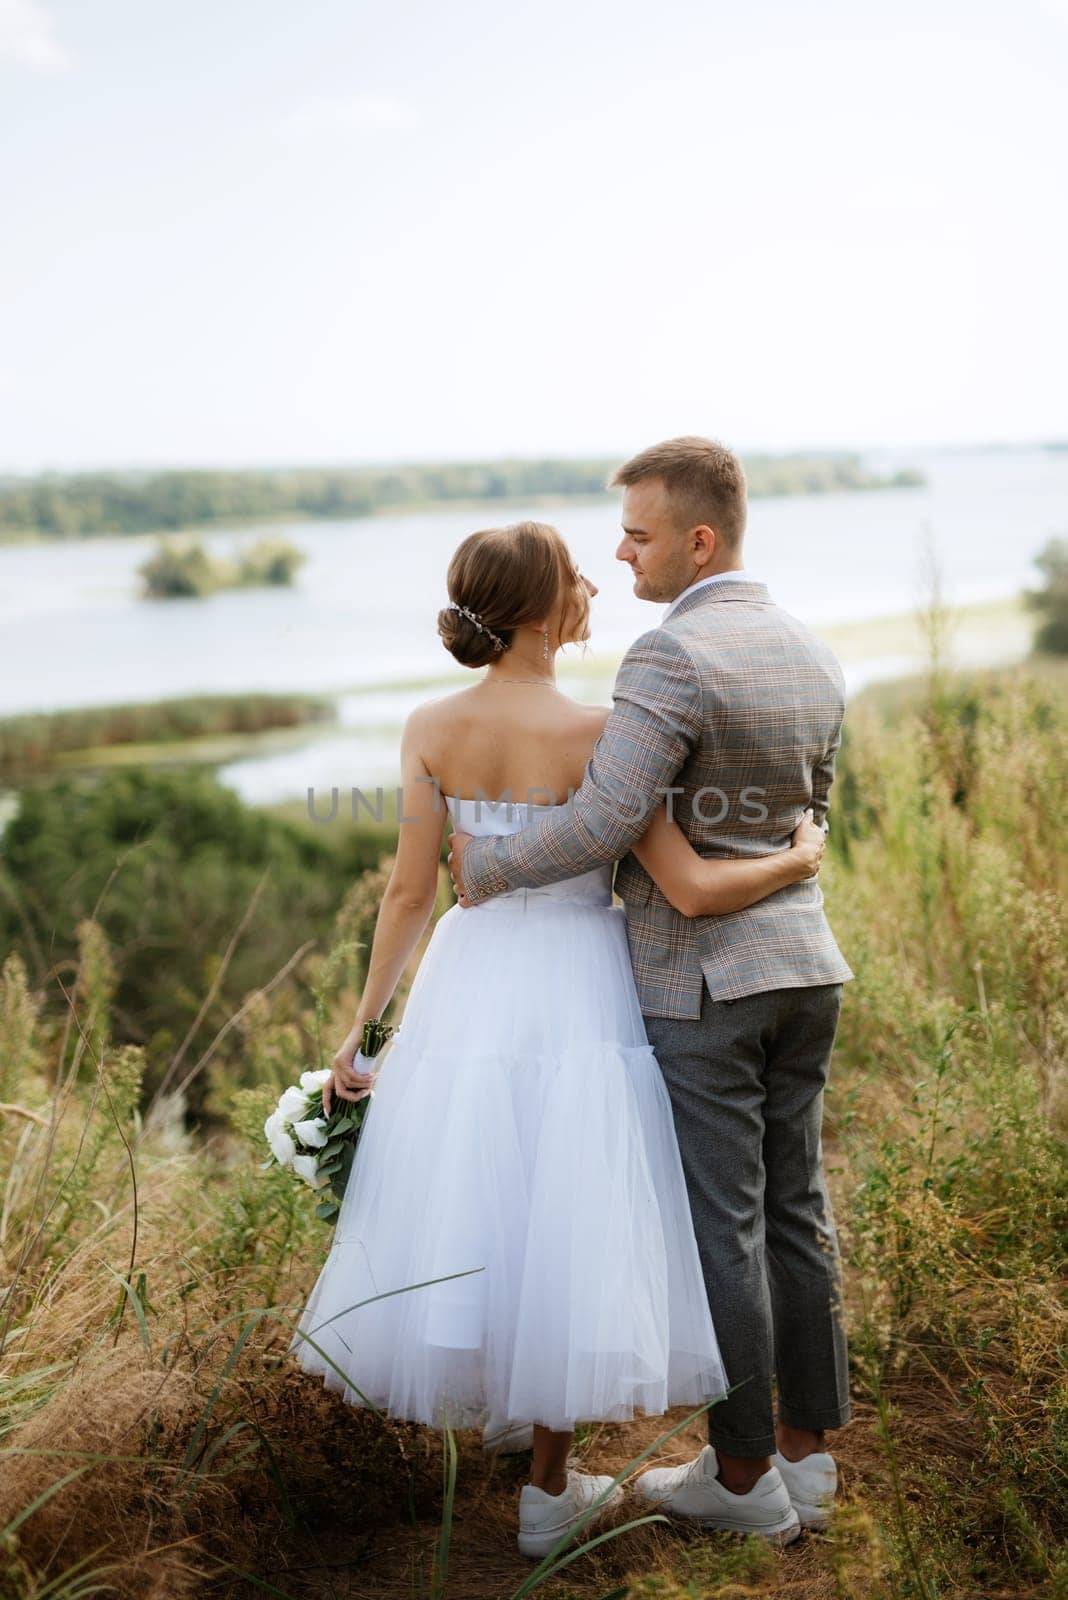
{"left": 277, "top": 1085, "right": 307, "bottom": 1119}
{"left": 292, "top": 1153, "right": 330, "bottom": 1189}
{"left": 299, "top": 1068, "right": 333, "bottom": 1092}
{"left": 264, "top": 1110, "right": 297, "bottom": 1167}
{"left": 293, "top": 1116, "right": 329, "bottom": 1149}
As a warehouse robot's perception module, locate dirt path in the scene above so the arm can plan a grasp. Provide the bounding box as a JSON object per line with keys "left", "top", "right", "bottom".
{"left": 228, "top": 1398, "right": 894, "bottom": 1600}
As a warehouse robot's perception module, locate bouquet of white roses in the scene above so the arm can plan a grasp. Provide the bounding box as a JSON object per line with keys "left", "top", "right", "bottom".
{"left": 262, "top": 1018, "right": 394, "bottom": 1223}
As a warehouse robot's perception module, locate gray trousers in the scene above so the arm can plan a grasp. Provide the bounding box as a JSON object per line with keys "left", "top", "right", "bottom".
{"left": 644, "top": 982, "right": 850, "bottom": 1458}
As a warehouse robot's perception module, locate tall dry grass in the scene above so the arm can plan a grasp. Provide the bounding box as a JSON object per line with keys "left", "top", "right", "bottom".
{"left": 0, "top": 659, "right": 1065, "bottom": 1599}
{"left": 824, "top": 662, "right": 1068, "bottom": 1599}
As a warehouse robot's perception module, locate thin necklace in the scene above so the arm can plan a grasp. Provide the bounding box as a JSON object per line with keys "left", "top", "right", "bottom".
{"left": 480, "top": 674, "right": 558, "bottom": 689}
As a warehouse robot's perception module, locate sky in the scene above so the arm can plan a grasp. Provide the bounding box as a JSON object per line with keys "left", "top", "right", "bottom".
{"left": 1, "top": 0, "right": 1066, "bottom": 472}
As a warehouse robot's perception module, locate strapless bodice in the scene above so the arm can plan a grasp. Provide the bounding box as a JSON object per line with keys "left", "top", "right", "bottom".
{"left": 445, "top": 795, "right": 613, "bottom": 910}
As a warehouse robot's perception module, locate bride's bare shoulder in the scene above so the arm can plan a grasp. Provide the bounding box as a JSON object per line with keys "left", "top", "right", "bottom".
{"left": 404, "top": 685, "right": 483, "bottom": 734}
{"left": 408, "top": 686, "right": 608, "bottom": 734}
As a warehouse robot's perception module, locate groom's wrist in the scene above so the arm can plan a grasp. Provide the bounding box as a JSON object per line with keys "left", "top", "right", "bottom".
{"left": 460, "top": 836, "right": 509, "bottom": 902}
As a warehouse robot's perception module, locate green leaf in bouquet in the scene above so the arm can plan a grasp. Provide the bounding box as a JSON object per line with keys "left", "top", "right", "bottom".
{"left": 319, "top": 1140, "right": 346, "bottom": 1161}
{"left": 315, "top": 1200, "right": 340, "bottom": 1221}
{"left": 319, "top": 1157, "right": 345, "bottom": 1176}
{"left": 326, "top": 1145, "right": 358, "bottom": 1209}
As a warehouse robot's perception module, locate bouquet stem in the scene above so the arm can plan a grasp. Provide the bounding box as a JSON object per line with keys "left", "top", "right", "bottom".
{"left": 311, "top": 1018, "right": 395, "bottom": 1223}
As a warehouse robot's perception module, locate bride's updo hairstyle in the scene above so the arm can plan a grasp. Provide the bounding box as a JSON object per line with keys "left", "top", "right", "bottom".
{"left": 437, "top": 521, "right": 591, "bottom": 669}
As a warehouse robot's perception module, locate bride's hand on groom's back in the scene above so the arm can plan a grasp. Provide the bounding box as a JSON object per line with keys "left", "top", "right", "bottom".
{"left": 791, "top": 810, "right": 826, "bottom": 879}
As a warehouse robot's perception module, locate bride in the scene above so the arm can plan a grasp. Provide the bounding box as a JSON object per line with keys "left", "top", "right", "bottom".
{"left": 289, "top": 520, "right": 825, "bottom": 1558}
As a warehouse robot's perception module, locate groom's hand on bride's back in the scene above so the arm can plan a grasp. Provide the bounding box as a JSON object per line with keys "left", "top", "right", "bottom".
{"left": 447, "top": 830, "right": 473, "bottom": 906}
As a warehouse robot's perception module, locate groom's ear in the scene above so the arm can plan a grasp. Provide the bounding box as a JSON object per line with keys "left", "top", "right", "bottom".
{"left": 690, "top": 523, "right": 718, "bottom": 568}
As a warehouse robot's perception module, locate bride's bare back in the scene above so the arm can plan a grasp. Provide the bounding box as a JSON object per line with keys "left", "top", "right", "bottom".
{"left": 333, "top": 670, "right": 819, "bottom": 1098}
{"left": 414, "top": 683, "right": 609, "bottom": 807}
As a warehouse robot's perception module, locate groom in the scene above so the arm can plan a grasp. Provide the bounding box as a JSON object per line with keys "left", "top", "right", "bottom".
{"left": 449, "top": 436, "right": 854, "bottom": 1541}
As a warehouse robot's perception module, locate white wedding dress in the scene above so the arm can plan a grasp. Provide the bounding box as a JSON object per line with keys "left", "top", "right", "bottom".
{"left": 289, "top": 795, "right": 726, "bottom": 1432}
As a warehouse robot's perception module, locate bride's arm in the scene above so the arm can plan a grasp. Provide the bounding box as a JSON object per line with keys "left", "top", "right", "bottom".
{"left": 629, "top": 802, "right": 824, "bottom": 918}
{"left": 326, "top": 707, "right": 445, "bottom": 1109}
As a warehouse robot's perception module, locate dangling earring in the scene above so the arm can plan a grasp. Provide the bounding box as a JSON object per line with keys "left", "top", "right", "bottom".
{"left": 542, "top": 627, "right": 550, "bottom": 661}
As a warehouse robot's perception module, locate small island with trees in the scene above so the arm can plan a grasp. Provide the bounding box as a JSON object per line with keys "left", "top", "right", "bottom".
{"left": 138, "top": 535, "right": 306, "bottom": 598}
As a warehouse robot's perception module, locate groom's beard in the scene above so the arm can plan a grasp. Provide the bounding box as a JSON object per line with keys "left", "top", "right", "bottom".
{"left": 629, "top": 568, "right": 692, "bottom": 603}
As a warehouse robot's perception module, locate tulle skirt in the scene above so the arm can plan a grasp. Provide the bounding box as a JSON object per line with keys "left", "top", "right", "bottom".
{"left": 288, "top": 895, "right": 726, "bottom": 1432}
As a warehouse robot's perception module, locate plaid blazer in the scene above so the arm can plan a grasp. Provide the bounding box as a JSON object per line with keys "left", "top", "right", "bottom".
{"left": 461, "top": 579, "right": 855, "bottom": 1017}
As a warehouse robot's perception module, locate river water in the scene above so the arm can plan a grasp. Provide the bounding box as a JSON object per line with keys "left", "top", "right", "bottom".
{"left": 1, "top": 446, "right": 1063, "bottom": 801}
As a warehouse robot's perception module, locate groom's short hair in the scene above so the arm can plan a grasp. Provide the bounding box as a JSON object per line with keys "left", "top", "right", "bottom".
{"left": 609, "top": 436, "right": 747, "bottom": 549}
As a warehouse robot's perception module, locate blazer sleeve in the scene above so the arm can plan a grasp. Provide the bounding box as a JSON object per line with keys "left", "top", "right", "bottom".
{"left": 808, "top": 647, "right": 847, "bottom": 831}
{"left": 460, "top": 627, "right": 704, "bottom": 903}
{"left": 809, "top": 722, "right": 842, "bottom": 830}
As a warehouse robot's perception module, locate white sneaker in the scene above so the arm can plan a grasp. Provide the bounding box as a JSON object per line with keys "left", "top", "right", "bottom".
{"left": 482, "top": 1416, "right": 535, "bottom": 1455}
{"left": 517, "top": 1468, "right": 624, "bottom": 1559}
{"left": 771, "top": 1448, "right": 837, "bottom": 1527}
{"left": 635, "top": 1445, "right": 801, "bottom": 1546}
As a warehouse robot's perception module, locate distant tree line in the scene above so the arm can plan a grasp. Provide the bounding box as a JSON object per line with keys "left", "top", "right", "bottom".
{"left": 0, "top": 455, "right": 925, "bottom": 541}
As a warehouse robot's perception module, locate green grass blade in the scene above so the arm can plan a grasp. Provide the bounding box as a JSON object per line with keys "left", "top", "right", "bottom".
{"left": 176, "top": 1418, "right": 254, "bottom": 1511}
{"left": 177, "top": 1271, "right": 485, "bottom": 1485}
{"left": 176, "top": 1307, "right": 269, "bottom": 1482}
{"left": 242, "top": 1416, "right": 299, "bottom": 1532}
{"left": 34, "top": 1546, "right": 121, "bottom": 1599}
{"left": 431, "top": 1423, "right": 458, "bottom": 1600}
{"left": 101, "top": 1264, "right": 151, "bottom": 1353}
{"left": 513, "top": 1515, "right": 668, "bottom": 1596}
{"left": 509, "top": 1397, "right": 720, "bottom": 1598}
{"left": 206, "top": 1560, "right": 302, "bottom": 1598}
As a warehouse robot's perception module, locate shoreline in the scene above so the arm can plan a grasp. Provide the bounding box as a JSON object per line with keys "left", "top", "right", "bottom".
{"left": 0, "top": 594, "right": 1037, "bottom": 820}
{"left": 220, "top": 593, "right": 1036, "bottom": 803}
{"left": 329, "top": 592, "right": 1033, "bottom": 702}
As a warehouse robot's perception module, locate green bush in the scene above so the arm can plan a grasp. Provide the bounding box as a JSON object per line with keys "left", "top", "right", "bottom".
{"left": 234, "top": 536, "right": 307, "bottom": 586}
{"left": 0, "top": 767, "right": 375, "bottom": 1111}
{"left": 1026, "top": 536, "right": 1068, "bottom": 654}
{"left": 137, "top": 537, "right": 222, "bottom": 597}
